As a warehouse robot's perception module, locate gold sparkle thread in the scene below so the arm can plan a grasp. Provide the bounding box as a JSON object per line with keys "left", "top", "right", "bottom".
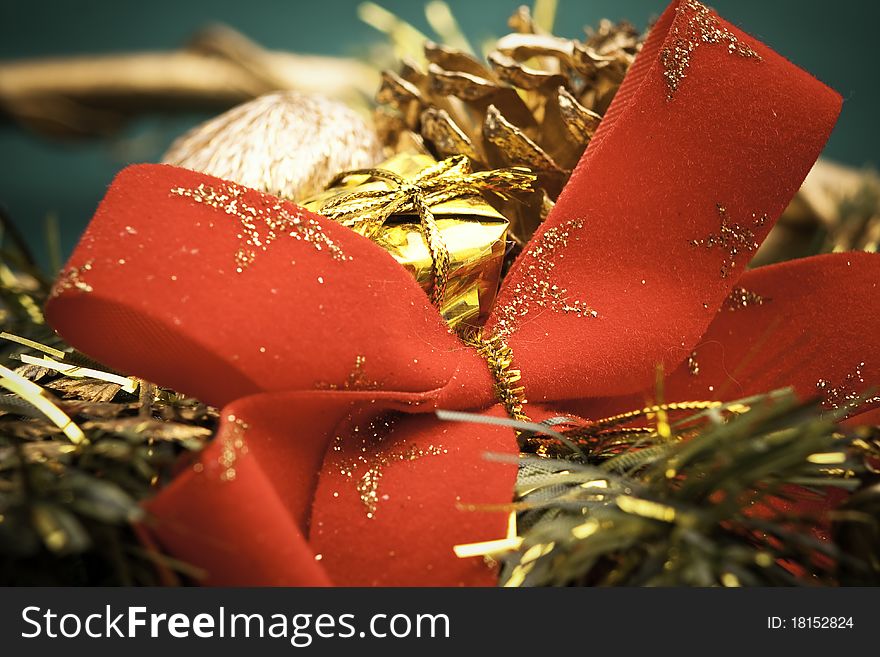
{"left": 460, "top": 328, "right": 529, "bottom": 422}
{"left": 691, "top": 204, "right": 766, "bottom": 278}
{"left": 314, "top": 155, "right": 535, "bottom": 310}
{"left": 532, "top": 0, "right": 558, "bottom": 33}
{"left": 0, "top": 363, "right": 86, "bottom": 444}
{"left": 616, "top": 495, "right": 677, "bottom": 523}
{"left": 0, "top": 263, "right": 45, "bottom": 324}
{"left": 170, "top": 181, "right": 349, "bottom": 272}
{"left": 660, "top": 0, "right": 762, "bottom": 100}
{"left": 453, "top": 511, "right": 521, "bottom": 559}
{"left": 491, "top": 217, "right": 597, "bottom": 338}
{"left": 651, "top": 364, "right": 674, "bottom": 440}
{"left": 503, "top": 537, "right": 558, "bottom": 588}
{"left": 358, "top": 2, "right": 430, "bottom": 63}
{"left": 18, "top": 354, "right": 138, "bottom": 394}
{"left": 424, "top": 1, "right": 474, "bottom": 55}
{"left": 0, "top": 332, "right": 66, "bottom": 359}
{"left": 590, "top": 400, "right": 738, "bottom": 429}
{"left": 806, "top": 452, "right": 848, "bottom": 465}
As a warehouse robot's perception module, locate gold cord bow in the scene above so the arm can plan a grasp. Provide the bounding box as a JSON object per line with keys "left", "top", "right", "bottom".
{"left": 317, "top": 155, "right": 536, "bottom": 307}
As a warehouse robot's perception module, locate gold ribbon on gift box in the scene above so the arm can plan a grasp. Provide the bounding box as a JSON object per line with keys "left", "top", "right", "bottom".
{"left": 303, "top": 153, "right": 535, "bottom": 327}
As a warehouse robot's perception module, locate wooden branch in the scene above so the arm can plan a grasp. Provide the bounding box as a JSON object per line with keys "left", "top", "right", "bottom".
{"left": 0, "top": 24, "right": 380, "bottom": 137}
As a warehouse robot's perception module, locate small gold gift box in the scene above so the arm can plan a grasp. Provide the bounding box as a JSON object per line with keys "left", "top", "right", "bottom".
{"left": 303, "top": 153, "right": 532, "bottom": 328}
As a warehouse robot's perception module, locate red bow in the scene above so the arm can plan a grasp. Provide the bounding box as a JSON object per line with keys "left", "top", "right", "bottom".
{"left": 45, "top": 0, "right": 879, "bottom": 586}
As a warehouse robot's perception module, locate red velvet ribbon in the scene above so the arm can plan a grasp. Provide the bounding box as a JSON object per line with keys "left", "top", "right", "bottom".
{"left": 45, "top": 0, "right": 878, "bottom": 586}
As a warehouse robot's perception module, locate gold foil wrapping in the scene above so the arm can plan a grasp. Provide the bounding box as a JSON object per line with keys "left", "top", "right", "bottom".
{"left": 303, "top": 153, "right": 511, "bottom": 327}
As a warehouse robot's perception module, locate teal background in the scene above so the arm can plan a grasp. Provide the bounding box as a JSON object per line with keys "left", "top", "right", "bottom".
{"left": 1, "top": 0, "right": 877, "bottom": 265}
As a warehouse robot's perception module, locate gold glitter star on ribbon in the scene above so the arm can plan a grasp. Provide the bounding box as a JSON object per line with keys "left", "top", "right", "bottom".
{"left": 661, "top": 0, "right": 762, "bottom": 99}
{"left": 170, "top": 182, "right": 349, "bottom": 272}
{"left": 692, "top": 203, "right": 767, "bottom": 278}
{"left": 332, "top": 414, "right": 446, "bottom": 519}
{"left": 316, "top": 155, "right": 535, "bottom": 308}
{"left": 491, "top": 218, "right": 598, "bottom": 337}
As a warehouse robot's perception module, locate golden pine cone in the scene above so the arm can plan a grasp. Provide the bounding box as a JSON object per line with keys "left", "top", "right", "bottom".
{"left": 374, "top": 7, "right": 643, "bottom": 242}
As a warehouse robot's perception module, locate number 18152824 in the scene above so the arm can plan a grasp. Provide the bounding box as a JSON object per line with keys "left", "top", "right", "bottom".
{"left": 767, "top": 617, "right": 854, "bottom": 629}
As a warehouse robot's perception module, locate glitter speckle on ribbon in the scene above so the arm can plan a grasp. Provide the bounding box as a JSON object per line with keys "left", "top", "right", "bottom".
{"left": 331, "top": 414, "right": 446, "bottom": 518}
{"left": 492, "top": 218, "right": 597, "bottom": 338}
{"left": 660, "top": 0, "right": 762, "bottom": 99}
{"left": 724, "top": 286, "right": 768, "bottom": 311}
{"left": 692, "top": 204, "right": 766, "bottom": 278}
{"left": 50, "top": 260, "right": 94, "bottom": 299}
{"left": 816, "top": 362, "right": 880, "bottom": 413}
{"left": 687, "top": 351, "right": 700, "bottom": 376}
{"left": 217, "top": 414, "right": 249, "bottom": 482}
{"left": 170, "top": 182, "right": 350, "bottom": 272}
{"left": 315, "top": 355, "right": 379, "bottom": 391}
